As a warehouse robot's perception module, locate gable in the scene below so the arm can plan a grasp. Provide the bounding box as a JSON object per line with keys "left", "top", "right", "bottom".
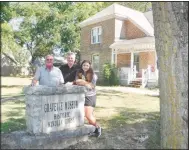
{"left": 79, "top": 3, "right": 154, "bottom": 36}
{"left": 125, "top": 19, "right": 146, "bottom": 39}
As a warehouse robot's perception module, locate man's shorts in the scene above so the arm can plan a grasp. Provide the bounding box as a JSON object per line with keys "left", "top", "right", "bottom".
{"left": 85, "top": 95, "right": 96, "bottom": 107}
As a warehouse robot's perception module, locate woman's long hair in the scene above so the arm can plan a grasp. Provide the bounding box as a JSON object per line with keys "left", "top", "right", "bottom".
{"left": 77, "top": 60, "right": 94, "bottom": 82}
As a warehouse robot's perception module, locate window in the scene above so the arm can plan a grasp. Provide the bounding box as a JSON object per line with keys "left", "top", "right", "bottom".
{"left": 92, "top": 54, "right": 100, "bottom": 72}
{"left": 91, "top": 26, "right": 102, "bottom": 44}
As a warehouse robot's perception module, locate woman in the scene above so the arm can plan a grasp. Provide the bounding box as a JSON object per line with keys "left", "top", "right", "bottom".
{"left": 75, "top": 60, "right": 101, "bottom": 137}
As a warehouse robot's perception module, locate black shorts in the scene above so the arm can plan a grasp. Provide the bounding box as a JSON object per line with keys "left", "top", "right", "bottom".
{"left": 85, "top": 95, "right": 96, "bottom": 107}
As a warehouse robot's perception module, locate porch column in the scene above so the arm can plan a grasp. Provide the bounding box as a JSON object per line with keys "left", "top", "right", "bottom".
{"left": 111, "top": 48, "right": 117, "bottom": 66}
{"left": 155, "top": 49, "right": 158, "bottom": 70}
{"left": 130, "top": 52, "right": 134, "bottom": 70}
{"left": 130, "top": 51, "right": 134, "bottom": 81}
{"left": 115, "top": 49, "right": 117, "bottom": 67}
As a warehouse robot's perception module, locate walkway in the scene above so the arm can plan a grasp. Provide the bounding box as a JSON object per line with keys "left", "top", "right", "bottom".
{"left": 96, "top": 86, "right": 159, "bottom": 97}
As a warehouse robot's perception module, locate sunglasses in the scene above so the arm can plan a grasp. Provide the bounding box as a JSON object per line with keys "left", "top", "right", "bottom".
{"left": 46, "top": 59, "right": 53, "bottom": 61}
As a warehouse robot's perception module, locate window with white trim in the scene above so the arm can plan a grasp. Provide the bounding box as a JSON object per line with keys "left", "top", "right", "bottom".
{"left": 91, "top": 26, "right": 102, "bottom": 44}
{"left": 92, "top": 54, "right": 100, "bottom": 72}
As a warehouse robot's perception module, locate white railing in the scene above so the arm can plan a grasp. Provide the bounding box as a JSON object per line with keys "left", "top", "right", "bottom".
{"left": 119, "top": 65, "right": 159, "bottom": 88}
{"left": 142, "top": 65, "right": 151, "bottom": 88}
{"left": 142, "top": 69, "right": 148, "bottom": 88}
{"left": 118, "top": 67, "right": 130, "bottom": 85}
{"left": 141, "top": 65, "right": 159, "bottom": 88}
{"left": 129, "top": 65, "right": 137, "bottom": 83}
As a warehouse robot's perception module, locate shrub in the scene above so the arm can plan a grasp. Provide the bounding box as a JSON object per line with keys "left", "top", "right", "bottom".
{"left": 102, "top": 63, "right": 119, "bottom": 86}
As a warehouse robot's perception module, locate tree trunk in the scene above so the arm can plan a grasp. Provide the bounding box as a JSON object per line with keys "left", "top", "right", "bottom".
{"left": 152, "top": 2, "right": 188, "bottom": 149}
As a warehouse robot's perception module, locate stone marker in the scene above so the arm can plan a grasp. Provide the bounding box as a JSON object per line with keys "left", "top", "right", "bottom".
{"left": 1, "top": 85, "right": 95, "bottom": 149}
{"left": 23, "top": 85, "right": 86, "bottom": 135}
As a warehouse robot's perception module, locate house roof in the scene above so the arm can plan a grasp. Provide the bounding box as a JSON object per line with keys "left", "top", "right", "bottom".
{"left": 144, "top": 10, "right": 154, "bottom": 28}
{"left": 79, "top": 3, "right": 154, "bottom": 36}
{"left": 109, "top": 36, "right": 155, "bottom": 51}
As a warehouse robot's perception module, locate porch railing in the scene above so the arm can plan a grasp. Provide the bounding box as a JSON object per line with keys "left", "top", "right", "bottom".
{"left": 128, "top": 65, "right": 137, "bottom": 84}
{"left": 119, "top": 65, "right": 158, "bottom": 87}
{"left": 141, "top": 65, "right": 158, "bottom": 88}
{"left": 141, "top": 66, "right": 150, "bottom": 88}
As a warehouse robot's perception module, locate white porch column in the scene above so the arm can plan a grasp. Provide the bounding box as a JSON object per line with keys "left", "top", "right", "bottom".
{"left": 111, "top": 49, "right": 114, "bottom": 65}
{"left": 115, "top": 49, "right": 117, "bottom": 67}
{"left": 155, "top": 49, "right": 158, "bottom": 70}
{"left": 130, "top": 52, "right": 134, "bottom": 81}
{"left": 111, "top": 49, "right": 117, "bottom": 66}
{"left": 130, "top": 52, "right": 134, "bottom": 70}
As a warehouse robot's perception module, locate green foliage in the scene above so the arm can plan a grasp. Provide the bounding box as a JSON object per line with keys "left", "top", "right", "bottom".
{"left": 13, "top": 2, "right": 64, "bottom": 61}
{"left": 1, "top": 22, "right": 22, "bottom": 60}
{"left": 103, "top": 63, "right": 119, "bottom": 86}
{"left": 1, "top": 1, "right": 152, "bottom": 65}
{"left": 102, "top": 2, "right": 152, "bottom": 12}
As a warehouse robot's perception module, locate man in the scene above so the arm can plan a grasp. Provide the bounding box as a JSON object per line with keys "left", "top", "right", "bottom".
{"left": 31, "top": 55, "right": 64, "bottom": 86}
{"left": 59, "top": 52, "right": 80, "bottom": 84}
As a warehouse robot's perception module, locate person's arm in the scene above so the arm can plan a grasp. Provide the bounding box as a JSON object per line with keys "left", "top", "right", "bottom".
{"left": 31, "top": 67, "right": 40, "bottom": 86}
{"left": 58, "top": 68, "right": 64, "bottom": 85}
{"left": 76, "top": 74, "right": 97, "bottom": 89}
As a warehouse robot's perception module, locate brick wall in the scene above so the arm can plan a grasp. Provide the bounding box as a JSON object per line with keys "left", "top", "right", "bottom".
{"left": 117, "top": 51, "right": 156, "bottom": 73}
{"left": 80, "top": 18, "right": 115, "bottom": 80}
{"left": 117, "top": 53, "right": 131, "bottom": 68}
{"left": 80, "top": 17, "right": 154, "bottom": 82}
{"left": 124, "top": 20, "right": 146, "bottom": 39}
{"left": 139, "top": 51, "right": 156, "bottom": 70}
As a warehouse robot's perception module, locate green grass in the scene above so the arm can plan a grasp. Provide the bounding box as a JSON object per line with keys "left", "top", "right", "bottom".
{"left": 1, "top": 77, "right": 160, "bottom": 148}
{"left": 96, "top": 108, "right": 161, "bottom": 149}
{"left": 1, "top": 99, "right": 26, "bottom": 133}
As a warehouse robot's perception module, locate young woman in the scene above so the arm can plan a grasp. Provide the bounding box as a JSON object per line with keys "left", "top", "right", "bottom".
{"left": 75, "top": 60, "right": 101, "bottom": 137}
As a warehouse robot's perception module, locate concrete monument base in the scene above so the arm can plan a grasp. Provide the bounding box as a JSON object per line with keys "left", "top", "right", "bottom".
{"left": 1, "top": 124, "right": 95, "bottom": 149}
{"left": 1, "top": 85, "right": 96, "bottom": 149}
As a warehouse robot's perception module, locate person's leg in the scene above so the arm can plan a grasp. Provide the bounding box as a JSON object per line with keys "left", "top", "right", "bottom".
{"left": 85, "top": 106, "right": 101, "bottom": 137}
{"left": 85, "top": 95, "right": 101, "bottom": 137}
{"left": 84, "top": 106, "right": 98, "bottom": 127}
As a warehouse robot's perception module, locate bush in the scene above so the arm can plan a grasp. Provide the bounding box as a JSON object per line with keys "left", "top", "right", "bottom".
{"left": 102, "top": 63, "right": 119, "bottom": 86}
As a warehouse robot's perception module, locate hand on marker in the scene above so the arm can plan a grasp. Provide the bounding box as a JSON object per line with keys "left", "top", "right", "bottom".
{"left": 65, "top": 82, "right": 73, "bottom": 86}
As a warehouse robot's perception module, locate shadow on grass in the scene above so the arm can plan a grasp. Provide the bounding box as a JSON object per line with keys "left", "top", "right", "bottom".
{"left": 1, "top": 99, "right": 26, "bottom": 133}
{"left": 95, "top": 108, "right": 160, "bottom": 149}
{"left": 1, "top": 95, "right": 25, "bottom": 103}
{"left": 97, "top": 90, "right": 128, "bottom": 98}
{"left": 97, "top": 89, "right": 126, "bottom": 94}
{"left": 1, "top": 118, "right": 26, "bottom": 133}
{"left": 1, "top": 85, "right": 26, "bottom": 88}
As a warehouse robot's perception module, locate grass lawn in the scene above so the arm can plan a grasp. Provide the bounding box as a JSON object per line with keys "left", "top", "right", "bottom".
{"left": 1, "top": 77, "right": 160, "bottom": 149}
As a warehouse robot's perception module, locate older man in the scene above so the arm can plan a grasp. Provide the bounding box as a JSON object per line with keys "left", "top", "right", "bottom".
{"left": 59, "top": 52, "right": 80, "bottom": 84}
{"left": 31, "top": 55, "right": 64, "bottom": 86}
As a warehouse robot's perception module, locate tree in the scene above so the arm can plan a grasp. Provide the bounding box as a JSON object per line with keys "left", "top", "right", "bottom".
{"left": 12, "top": 2, "right": 65, "bottom": 62}
{"left": 102, "top": 2, "right": 152, "bottom": 12}
{"left": 152, "top": 2, "right": 188, "bottom": 149}
{"left": 59, "top": 2, "right": 105, "bottom": 52}
{"left": 2, "top": 2, "right": 152, "bottom": 64}
{"left": 1, "top": 2, "right": 24, "bottom": 65}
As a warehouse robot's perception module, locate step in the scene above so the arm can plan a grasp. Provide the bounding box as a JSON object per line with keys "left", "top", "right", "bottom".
{"left": 128, "top": 85, "right": 141, "bottom": 88}
{"left": 130, "top": 81, "right": 142, "bottom": 84}
{"left": 131, "top": 81, "right": 142, "bottom": 84}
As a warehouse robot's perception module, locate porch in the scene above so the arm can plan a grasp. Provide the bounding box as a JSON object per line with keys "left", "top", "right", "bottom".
{"left": 109, "top": 37, "right": 158, "bottom": 88}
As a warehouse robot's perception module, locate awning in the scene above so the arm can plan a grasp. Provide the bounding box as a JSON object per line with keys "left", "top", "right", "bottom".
{"left": 110, "top": 37, "right": 155, "bottom": 53}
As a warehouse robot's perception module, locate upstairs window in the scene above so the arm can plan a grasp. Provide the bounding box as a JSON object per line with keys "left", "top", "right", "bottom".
{"left": 91, "top": 26, "right": 102, "bottom": 44}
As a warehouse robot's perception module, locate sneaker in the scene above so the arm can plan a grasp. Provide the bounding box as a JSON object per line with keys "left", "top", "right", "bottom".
{"left": 88, "top": 127, "right": 101, "bottom": 137}
{"left": 95, "top": 126, "right": 102, "bottom": 138}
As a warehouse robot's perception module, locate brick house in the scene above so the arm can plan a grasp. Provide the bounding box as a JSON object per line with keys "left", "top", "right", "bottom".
{"left": 79, "top": 3, "right": 158, "bottom": 87}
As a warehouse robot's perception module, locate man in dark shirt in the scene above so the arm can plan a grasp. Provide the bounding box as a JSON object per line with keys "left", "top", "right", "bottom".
{"left": 59, "top": 52, "right": 80, "bottom": 84}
